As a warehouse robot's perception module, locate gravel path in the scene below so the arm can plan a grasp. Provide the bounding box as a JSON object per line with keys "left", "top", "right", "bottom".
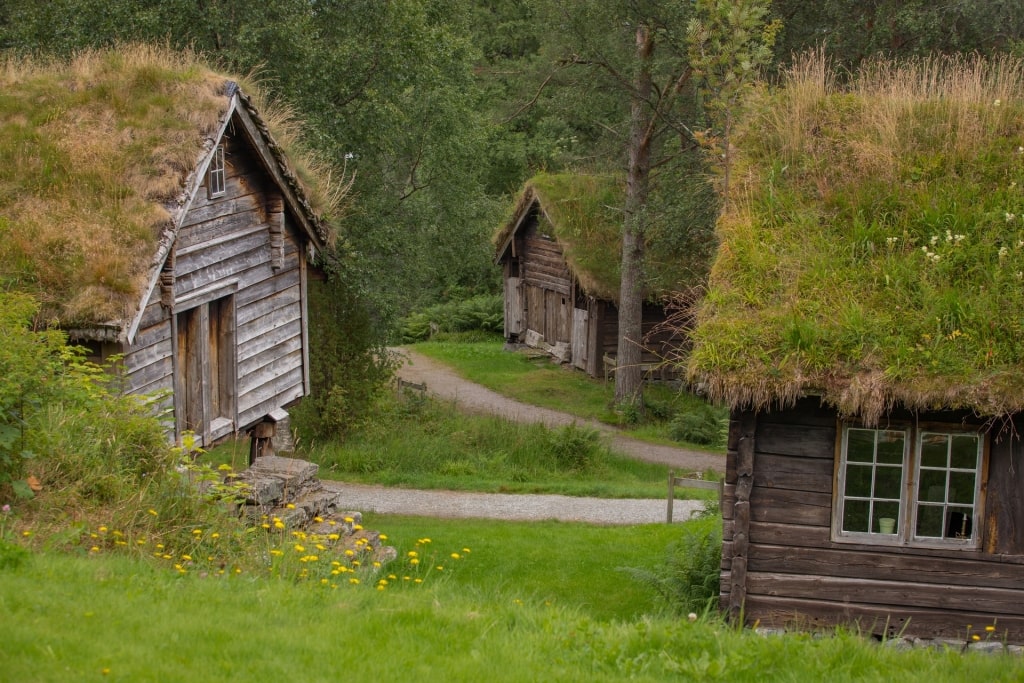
{"left": 321, "top": 481, "right": 708, "bottom": 525}
{"left": 322, "top": 347, "right": 723, "bottom": 525}
{"left": 393, "top": 347, "right": 725, "bottom": 473}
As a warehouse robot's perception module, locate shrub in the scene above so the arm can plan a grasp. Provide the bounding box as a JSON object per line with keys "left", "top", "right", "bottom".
{"left": 669, "top": 404, "right": 728, "bottom": 447}
{"left": 399, "top": 294, "right": 504, "bottom": 342}
{"left": 621, "top": 514, "right": 723, "bottom": 615}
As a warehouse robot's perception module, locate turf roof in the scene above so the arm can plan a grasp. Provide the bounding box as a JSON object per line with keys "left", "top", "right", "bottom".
{"left": 495, "top": 172, "right": 700, "bottom": 303}
{"left": 687, "top": 54, "right": 1024, "bottom": 422}
{"left": 0, "top": 45, "right": 339, "bottom": 332}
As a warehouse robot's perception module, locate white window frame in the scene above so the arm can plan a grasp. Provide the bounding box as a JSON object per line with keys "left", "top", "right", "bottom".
{"left": 833, "top": 422, "right": 985, "bottom": 549}
{"left": 208, "top": 144, "right": 226, "bottom": 198}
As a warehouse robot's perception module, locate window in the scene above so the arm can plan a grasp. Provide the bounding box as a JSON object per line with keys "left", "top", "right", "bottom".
{"left": 835, "top": 424, "right": 984, "bottom": 547}
{"left": 208, "top": 144, "right": 226, "bottom": 198}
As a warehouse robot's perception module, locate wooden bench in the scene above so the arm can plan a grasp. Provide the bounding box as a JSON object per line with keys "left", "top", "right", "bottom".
{"left": 666, "top": 470, "right": 723, "bottom": 522}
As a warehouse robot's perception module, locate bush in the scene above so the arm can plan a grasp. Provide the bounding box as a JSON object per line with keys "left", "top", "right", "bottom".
{"left": 621, "top": 514, "right": 723, "bottom": 615}
{"left": 399, "top": 294, "right": 504, "bottom": 342}
{"left": 669, "top": 404, "right": 728, "bottom": 447}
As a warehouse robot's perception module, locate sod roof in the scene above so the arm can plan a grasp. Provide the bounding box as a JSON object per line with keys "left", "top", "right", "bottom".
{"left": 687, "top": 54, "right": 1024, "bottom": 423}
{"left": 494, "top": 172, "right": 700, "bottom": 303}
{"left": 0, "top": 45, "right": 340, "bottom": 334}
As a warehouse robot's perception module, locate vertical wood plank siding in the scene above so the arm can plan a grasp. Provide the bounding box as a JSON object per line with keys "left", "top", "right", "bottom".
{"left": 123, "top": 130, "right": 308, "bottom": 443}
{"left": 723, "top": 398, "right": 1024, "bottom": 641}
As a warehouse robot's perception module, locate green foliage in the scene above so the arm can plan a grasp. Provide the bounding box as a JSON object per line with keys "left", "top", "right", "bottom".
{"left": 290, "top": 273, "right": 396, "bottom": 444}
{"left": 669, "top": 404, "right": 728, "bottom": 448}
{"left": 621, "top": 514, "right": 723, "bottom": 615}
{"left": 399, "top": 294, "right": 505, "bottom": 342}
{"left": 545, "top": 423, "right": 601, "bottom": 471}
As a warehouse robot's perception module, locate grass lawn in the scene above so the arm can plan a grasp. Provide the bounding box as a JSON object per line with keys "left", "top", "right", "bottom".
{"left": 409, "top": 337, "right": 726, "bottom": 451}
{"left": 3, "top": 538, "right": 1021, "bottom": 682}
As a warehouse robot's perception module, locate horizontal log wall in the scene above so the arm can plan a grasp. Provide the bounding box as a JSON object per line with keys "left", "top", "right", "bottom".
{"left": 723, "top": 398, "right": 1024, "bottom": 642}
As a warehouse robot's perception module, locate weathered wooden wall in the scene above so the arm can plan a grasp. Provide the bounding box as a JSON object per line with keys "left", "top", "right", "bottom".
{"left": 519, "top": 221, "right": 572, "bottom": 346}
{"left": 721, "top": 398, "right": 1024, "bottom": 641}
{"left": 123, "top": 123, "right": 308, "bottom": 446}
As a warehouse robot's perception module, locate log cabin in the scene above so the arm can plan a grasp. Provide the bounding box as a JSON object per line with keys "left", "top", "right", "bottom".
{"left": 687, "top": 55, "right": 1024, "bottom": 642}
{"left": 0, "top": 47, "right": 340, "bottom": 451}
{"left": 494, "top": 173, "right": 700, "bottom": 379}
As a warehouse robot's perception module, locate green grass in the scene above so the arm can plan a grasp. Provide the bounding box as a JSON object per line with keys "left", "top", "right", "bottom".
{"left": 409, "top": 337, "right": 726, "bottom": 451}
{"left": 2, "top": 541, "right": 1022, "bottom": 681}
{"left": 265, "top": 392, "right": 719, "bottom": 500}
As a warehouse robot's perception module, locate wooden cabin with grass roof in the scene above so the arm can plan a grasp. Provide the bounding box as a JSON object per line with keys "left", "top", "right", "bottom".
{"left": 688, "top": 54, "right": 1024, "bottom": 643}
{"left": 494, "top": 173, "right": 699, "bottom": 379}
{"left": 0, "top": 46, "right": 344, "bottom": 450}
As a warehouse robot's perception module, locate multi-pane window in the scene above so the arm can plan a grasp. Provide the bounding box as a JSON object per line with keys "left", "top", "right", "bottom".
{"left": 208, "top": 145, "right": 226, "bottom": 198}
{"left": 835, "top": 425, "right": 983, "bottom": 547}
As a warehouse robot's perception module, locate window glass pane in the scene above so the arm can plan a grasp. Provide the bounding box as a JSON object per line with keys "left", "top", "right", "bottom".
{"left": 916, "top": 505, "right": 944, "bottom": 537}
{"left": 846, "top": 429, "right": 875, "bottom": 463}
{"left": 876, "top": 431, "right": 905, "bottom": 464}
{"left": 948, "top": 472, "right": 976, "bottom": 504}
{"left": 843, "top": 499, "right": 870, "bottom": 533}
{"left": 920, "top": 433, "right": 948, "bottom": 468}
{"left": 950, "top": 434, "right": 979, "bottom": 469}
{"left": 874, "top": 501, "right": 900, "bottom": 534}
{"left": 845, "top": 463, "right": 872, "bottom": 497}
{"left": 919, "top": 469, "right": 947, "bottom": 502}
{"left": 946, "top": 508, "right": 973, "bottom": 539}
{"left": 873, "top": 465, "right": 902, "bottom": 499}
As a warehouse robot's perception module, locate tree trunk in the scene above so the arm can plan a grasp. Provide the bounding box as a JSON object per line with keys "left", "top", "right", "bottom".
{"left": 614, "top": 24, "right": 654, "bottom": 407}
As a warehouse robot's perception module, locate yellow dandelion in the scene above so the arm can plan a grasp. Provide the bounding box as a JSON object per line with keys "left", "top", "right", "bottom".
{"left": 345, "top": 549, "right": 355, "bottom": 557}
{"left": 349, "top": 578, "right": 360, "bottom": 585}
{"left": 210, "top": 533, "right": 220, "bottom": 540}
{"left": 376, "top": 585, "right": 386, "bottom": 591}
{"left": 98, "top": 526, "right": 108, "bottom": 533}
{"left": 155, "top": 543, "right": 165, "bottom": 550}
{"left": 181, "top": 554, "right": 192, "bottom": 561}
{"left": 320, "top": 578, "right": 329, "bottom": 585}
{"left": 314, "top": 516, "right": 323, "bottom": 523}
{"left": 286, "top": 503, "right": 296, "bottom": 510}
{"left": 972, "top": 634, "right": 981, "bottom": 641}
{"left": 191, "top": 529, "right": 202, "bottom": 536}
{"left": 274, "top": 521, "right": 285, "bottom": 530}
{"left": 352, "top": 560, "right": 361, "bottom": 567}
{"left": 373, "top": 561, "right": 381, "bottom": 568}
{"left": 90, "top": 533, "right": 99, "bottom": 539}
{"left": 234, "top": 567, "right": 242, "bottom": 574}
{"left": 316, "top": 544, "right": 326, "bottom": 551}
{"left": 407, "top": 550, "right": 418, "bottom": 557}
{"left": 436, "top": 566, "right": 444, "bottom": 571}
{"left": 344, "top": 516, "right": 354, "bottom": 523}
{"left": 379, "top": 534, "right": 388, "bottom": 541}
{"left": 353, "top": 524, "right": 363, "bottom": 531}
{"left": 294, "top": 544, "right": 306, "bottom": 553}
{"left": 328, "top": 520, "right": 337, "bottom": 526}
{"left": 136, "top": 539, "right": 146, "bottom": 546}
{"left": 21, "top": 531, "right": 31, "bottom": 537}
{"left": 112, "top": 530, "right": 123, "bottom": 537}
{"left": 217, "top": 463, "right": 233, "bottom": 471}
{"left": 147, "top": 509, "right": 158, "bottom": 516}
{"left": 462, "top": 548, "right": 471, "bottom": 553}
{"left": 328, "top": 533, "right": 340, "bottom": 541}
{"left": 986, "top": 625, "right": 997, "bottom": 633}
{"left": 410, "top": 558, "right": 420, "bottom": 566}
{"left": 414, "top": 578, "right": 422, "bottom": 584}
{"left": 90, "top": 546, "right": 100, "bottom": 553}
{"left": 451, "top": 553, "right": 461, "bottom": 560}
{"left": 261, "top": 523, "right": 271, "bottom": 530}
{"left": 270, "top": 549, "right": 284, "bottom": 557}
{"left": 162, "top": 554, "right": 173, "bottom": 560}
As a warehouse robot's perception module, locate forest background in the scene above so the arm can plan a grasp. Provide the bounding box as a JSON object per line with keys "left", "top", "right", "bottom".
{"left": 2, "top": 0, "right": 1023, "bottom": 439}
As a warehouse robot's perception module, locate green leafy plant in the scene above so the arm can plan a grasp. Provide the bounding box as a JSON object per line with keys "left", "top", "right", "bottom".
{"left": 621, "top": 514, "right": 723, "bottom": 615}
{"left": 669, "top": 404, "right": 728, "bottom": 447}
{"left": 399, "top": 294, "right": 504, "bottom": 342}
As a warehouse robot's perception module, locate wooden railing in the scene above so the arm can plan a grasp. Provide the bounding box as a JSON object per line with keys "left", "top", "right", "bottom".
{"left": 666, "top": 470, "right": 723, "bottom": 522}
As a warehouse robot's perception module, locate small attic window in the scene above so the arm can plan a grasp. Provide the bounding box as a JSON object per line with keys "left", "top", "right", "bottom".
{"left": 208, "top": 145, "right": 226, "bottom": 198}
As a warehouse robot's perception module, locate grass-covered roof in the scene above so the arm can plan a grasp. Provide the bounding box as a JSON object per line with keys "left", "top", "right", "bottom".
{"left": 687, "top": 53, "right": 1024, "bottom": 422}
{"left": 495, "top": 172, "right": 708, "bottom": 303}
{"left": 0, "top": 45, "right": 342, "bottom": 331}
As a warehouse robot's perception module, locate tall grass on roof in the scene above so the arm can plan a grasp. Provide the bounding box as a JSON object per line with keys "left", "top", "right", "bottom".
{"left": 0, "top": 44, "right": 345, "bottom": 328}
{"left": 688, "top": 52, "right": 1024, "bottom": 422}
